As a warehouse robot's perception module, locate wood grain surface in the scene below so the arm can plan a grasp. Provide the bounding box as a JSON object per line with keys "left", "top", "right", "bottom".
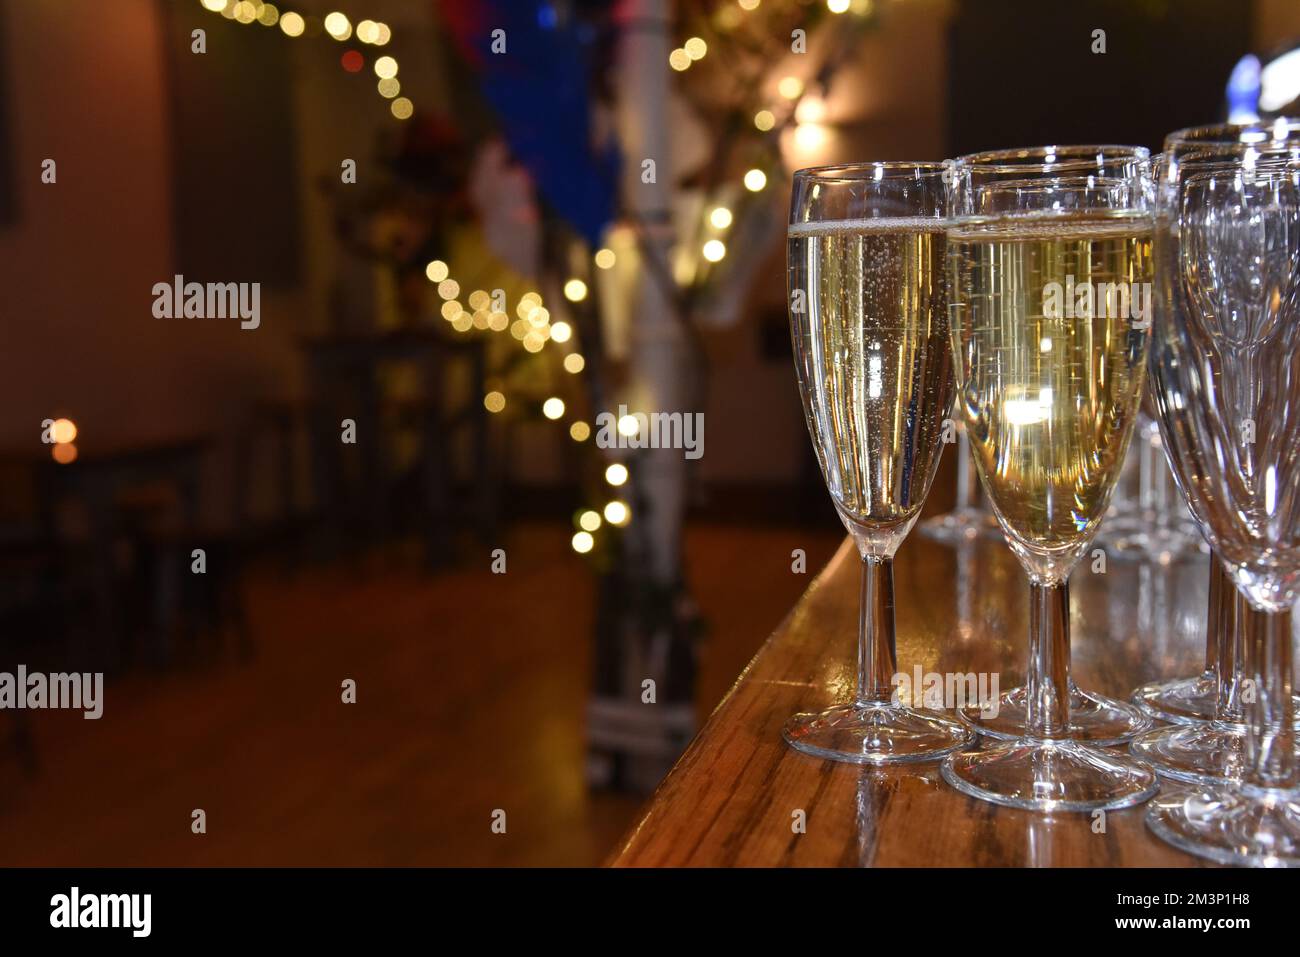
{"left": 610, "top": 533, "right": 1221, "bottom": 866}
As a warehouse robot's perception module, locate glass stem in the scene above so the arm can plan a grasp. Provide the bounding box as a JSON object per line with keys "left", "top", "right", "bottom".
{"left": 1025, "top": 578, "right": 1070, "bottom": 739}
{"left": 1242, "top": 604, "right": 1298, "bottom": 794}
{"left": 1205, "top": 553, "right": 1226, "bottom": 678}
{"left": 1217, "top": 586, "right": 1248, "bottom": 724}
{"left": 855, "top": 555, "right": 897, "bottom": 706}
{"left": 955, "top": 429, "right": 973, "bottom": 511}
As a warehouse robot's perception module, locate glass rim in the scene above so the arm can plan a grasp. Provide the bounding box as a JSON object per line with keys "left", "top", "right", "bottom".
{"left": 953, "top": 144, "right": 1150, "bottom": 173}
{"left": 1179, "top": 160, "right": 1300, "bottom": 186}
{"left": 1164, "top": 118, "right": 1300, "bottom": 149}
{"left": 791, "top": 160, "right": 949, "bottom": 182}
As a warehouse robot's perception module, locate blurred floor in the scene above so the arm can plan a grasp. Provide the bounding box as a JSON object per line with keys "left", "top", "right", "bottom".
{"left": 0, "top": 521, "right": 842, "bottom": 866}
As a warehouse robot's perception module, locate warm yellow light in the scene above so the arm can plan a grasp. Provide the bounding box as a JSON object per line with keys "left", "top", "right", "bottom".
{"left": 563, "top": 278, "right": 588, "bottom": 302}
{"left": 570, "top": 421, "right": 591, "bottom": 442}
{"left": 425, "top": 260, "right": 449, "bottom": 283}
{"left": 390, "top": 97, "right": 414, "bottom": 120}
{"left": 794, "top": 123, "right": 827, "bottom": 150}
{"left": 550, "top": 321, "right": 573, "bottom": 343}
{"left": 702, "top": 239, "right": 726, "bottom": 262}
{"left": 795, "top": 96, "right": 826, "bottom": 124}
{"left": 564, "top": 353, "right": 586, "bottom": 374}
{"left": 451, "top": 312, "right": 473, "bottom": 332}
{"left": 437, "top": 279, "right": 460, "bottom": 300}
{"left": 744, "top": 168, "right": 767, "bottom": 191}
{"left": 279, "top": 10, "right": 304, "bottom": 35}
{"left": 52, "top": 442, "right": 78, "bottom": 465}
{"left": 484, "top": 391, "right": 506, "bottom": 413}
{"left": 324, "top": 11, "right": 351, "bottom": 39}
{"left": 468, "top": 290, "right": 490, "bottom": 311}
{"left": 510, "top": 320, "right": 529, "bottom": 340}
{"left": 373, "top": 22, "right": 391, "bottom": 45}
{"left": 527, "top": 306, "right": 550, "bottom": 328}
{"left": 739, "top": 0, "right": 761, "bottom": 10}
{"left": 605, "top": 463, "right": 629, "bottom": 486}
{"left": 778, "top": 76, "right": 804, "bottom": 99}
{"left": 710, "top": 206, "right": 733, "bottom": 229}
{"left": 374, "top": 56, "right": 399, "bottom": 79}
{"left": 234, "top": 1, "right": 257, "bottom": 23}
{"left": 669, "top": 48, "right": 691, "bottom": 71}
{"left": 684, "top": 37, "right": 707, "bottom": 60}
{"left": 754, "top": 110, "right": 775, "bottom": 132}
{"left": 201, "top": 0, "right": 227, "bottom": 11}
{"left": 489, "top": 312, "right": 509, "bottom": 332}
{"left": 572, "top": 531, "right": 595, "bottom": 554}
{"left": 472, "top": 311, "right": 490, "bottom": 330}
{"left": 617, "top": 414, "right": 639, "bottom": 438}
{"left": 604, "top": 500, "right": 630, "bottom": 526}
{"left": 49, "top": 417, "right": 77, "bottom": 444}
{"left": 356, "top": 19, "right": 378, "bottom": 43}
{"left": 542, "top": 397, "right": 566, "bottom": 420}
{"left": 441, "top": 300, "right": 462, "bottom": 321}
{"left": 594, "top": 248, "right": 616, "bottom": 269}
{"left": 579, "top": 510, "right": 602, "bottom": 532}
{"left": 378, "top": 77, "right": 400, "bottom": 98}
{"left": 827, "top": 0, "right": 851, "bottom": 11}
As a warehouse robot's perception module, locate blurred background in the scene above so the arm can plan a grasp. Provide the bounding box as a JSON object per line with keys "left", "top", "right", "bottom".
{"left": 1, "top": 0, "right": 1298, "bottom": 866}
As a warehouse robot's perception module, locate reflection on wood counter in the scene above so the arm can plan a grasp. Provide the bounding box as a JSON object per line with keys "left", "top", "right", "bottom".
{"left": 609, "top": 535, "right": 1216, "bottom": 867}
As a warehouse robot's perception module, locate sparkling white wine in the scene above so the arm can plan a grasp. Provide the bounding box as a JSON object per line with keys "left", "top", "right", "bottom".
{"left": 788, "top": 218, "right": 953, "bottom": 556}
{"left": 947, "top": 211, "right": 1153, "bottom": 580}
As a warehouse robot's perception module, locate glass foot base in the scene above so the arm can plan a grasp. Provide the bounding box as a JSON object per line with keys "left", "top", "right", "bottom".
{"left": 1131, "top": 672, "right": 1218, "bottom": 725}
{"left": 1146, "top": 786, "right": 1300, "bottom": 867}
{"left": 783, "top": 701, "right": 974, "bottom": 765}
{"left": 1131, "top": 677, "right": 1300, "bottom": 729}
{"left": 941, "top": 738, "right": 1158, "bottom": 812}
{"left": 960, "top": 682, "right": 1153, "bottom": 746}
{"left": 1130, "top": 722, "right": 1249, "bottom": 786}
{"left": 1131, "top": 722, "right": 1300, "bottom": 787}
{"left": 917, "top": 507, "right": 1001, "bottom": 545}
{"left": 1100, "top": 519, "right": 1208, "bottom": 564}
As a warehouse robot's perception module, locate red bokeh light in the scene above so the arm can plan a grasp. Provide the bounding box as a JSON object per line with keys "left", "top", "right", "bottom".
{"left": 341, "top": 50, "right": 364, "bottom": 73}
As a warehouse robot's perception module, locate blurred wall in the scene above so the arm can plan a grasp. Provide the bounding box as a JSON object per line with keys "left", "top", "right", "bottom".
{"left": 1257, "top": 0, "right": 1300, "bottom": 51}
{"left": 0, "top": 0, "right": 310, "bottom": 525}
{"left": 0, "top": 0, "right": 179, "bottom": 444}
{"left": 0, "top": 0, "right": 445, "bottom": 524}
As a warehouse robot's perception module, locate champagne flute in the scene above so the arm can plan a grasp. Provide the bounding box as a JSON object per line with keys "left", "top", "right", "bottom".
{"left": 940, "top": 146, "right": 1158, "bottom": 810}
{"left": 1132, "top": 124, "right": 1300, "bottom": 728}
{"left": 1144, "top": 140, "right": 1300, "bottom": 864}
{"left": 783, "top": 162, "right": 974, "bottom": 764}
{"left": 948, "top": 146, "right": 1155, "bottom": 748}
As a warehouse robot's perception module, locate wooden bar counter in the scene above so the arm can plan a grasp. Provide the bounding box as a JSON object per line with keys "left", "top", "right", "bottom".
{"left": 610, "top": 533, "right": 1217, "bottom": 866}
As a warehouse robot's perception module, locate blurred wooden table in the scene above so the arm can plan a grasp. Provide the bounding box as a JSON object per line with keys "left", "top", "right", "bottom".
{"left": 610, "top": 533, "right": 1217, "bottom": 867}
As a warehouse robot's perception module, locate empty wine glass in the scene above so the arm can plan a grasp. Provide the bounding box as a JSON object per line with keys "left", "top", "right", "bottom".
{"left": 1144, "top": 134, "right": 1300, "bottom": 864}
{"left": 1131, "top": 124, "right": 1300, "bottom": 726}
{"left": 783, "top": 162, "right": 974, "bottom": 763}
